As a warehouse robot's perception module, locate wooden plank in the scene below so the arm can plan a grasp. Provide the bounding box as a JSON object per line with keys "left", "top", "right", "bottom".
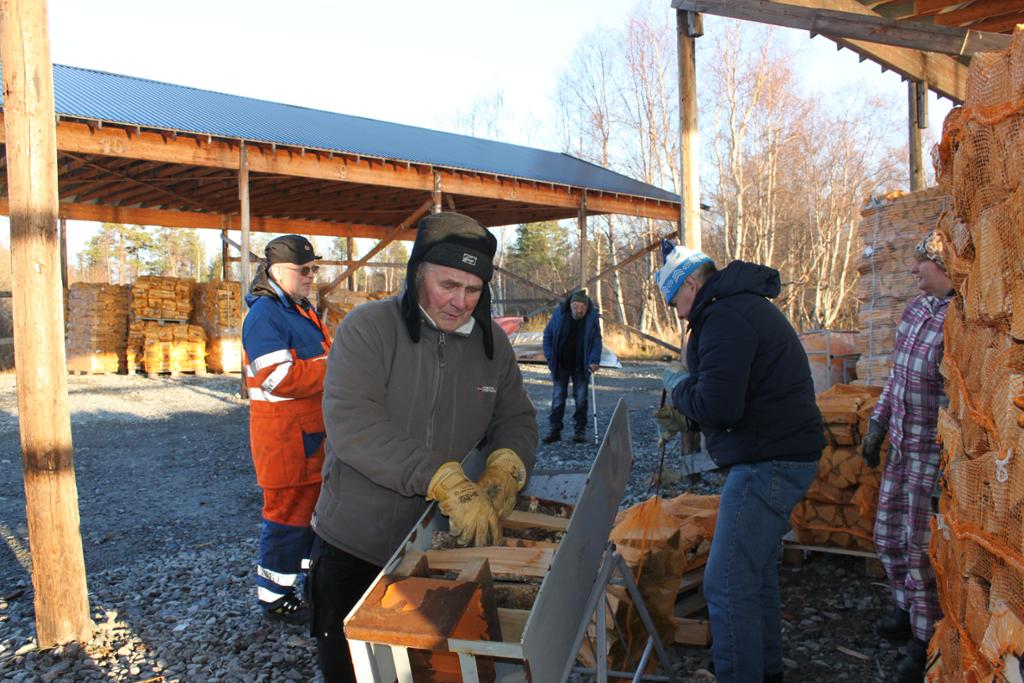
{"left": 497, "top": 608, "right": 530, "bottom": 644}
{"left": 0, "top": 0, "right": 92, "bottom": 647}
{"left": 672, "top": 616, "right": 711, "bottom": 646}
{"left": 35, "top": 116, "right": 680, "bottom": 220}
{"left": 503, "top": 510, "right": 570, "bottom": 534}
{"left": 671, "top": 0, "right": 1011, "bottom": 56}
{"left": 424, "top": 547, "right": 554, "bottom": 579}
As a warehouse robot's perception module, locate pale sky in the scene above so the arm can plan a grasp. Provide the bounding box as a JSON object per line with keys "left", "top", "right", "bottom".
{"left": 2, "top": 0, "right": 954, "bottom": 263}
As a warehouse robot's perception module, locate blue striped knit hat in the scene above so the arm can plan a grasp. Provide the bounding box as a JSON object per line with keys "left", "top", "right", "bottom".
{"left": 655, "top": 240, "right": 714, "bottom": 305}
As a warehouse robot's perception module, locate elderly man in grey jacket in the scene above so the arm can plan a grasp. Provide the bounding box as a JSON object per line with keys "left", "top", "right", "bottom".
{"left": 307, "top": 212, "right": 538, "bottom": 683}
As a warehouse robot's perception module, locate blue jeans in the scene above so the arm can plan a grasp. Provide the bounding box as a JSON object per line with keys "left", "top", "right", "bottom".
{"left": 704, "top": 459, "right": 818, "bottom": 682}
{"left": 548, "top": 369, "right": 589, "bottom": 433}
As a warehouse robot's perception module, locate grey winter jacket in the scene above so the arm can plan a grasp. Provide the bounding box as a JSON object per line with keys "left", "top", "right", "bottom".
{"left": 312, "top": 297, "right": 538, "bottom": 566}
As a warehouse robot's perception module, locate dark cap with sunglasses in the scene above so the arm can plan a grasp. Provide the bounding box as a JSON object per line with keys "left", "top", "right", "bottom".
{"left": 265, "top": 235, "right": 322, "bottom": 267}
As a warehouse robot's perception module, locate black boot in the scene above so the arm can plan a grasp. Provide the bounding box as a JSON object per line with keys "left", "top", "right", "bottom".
{"left": 876, "top": 606, "right": 912, "bottom": 642}
{"left": 572, "top": 428, "right": 586, "bottom": 443}
{"left": 542, "top": 430, "right": 561, "bottom": 444}
{"left": 890, "top": 637, "right": 927, "bottom": 683}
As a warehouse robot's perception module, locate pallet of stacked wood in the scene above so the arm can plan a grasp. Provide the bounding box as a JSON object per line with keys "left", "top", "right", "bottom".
{"left": 126, "top": 321, "right": 206, "bottom": 376}
{"left": 790, "top": 384, "right": 885, "bottom": 552}
{"left": 192, "top": 281, "right": 242, "bottom": 373}
{"left": 65, "top": 283, "right": 130, "bottom": 374}
{"left": 131, "top": 275, "right": 194, "bottom": 321}
{"left": 926, "top": 27, "right": 1024, "bottom": 682}
{"left": 855, "top": 188, "right": 948, "bottom": 385}
{"left": 321, "top": 288, "right": 393, "bottom": 332}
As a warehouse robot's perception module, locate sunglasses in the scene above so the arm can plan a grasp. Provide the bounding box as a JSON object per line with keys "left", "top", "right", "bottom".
{"left": 284, "top": 264, "right": 320, "bottom": 276}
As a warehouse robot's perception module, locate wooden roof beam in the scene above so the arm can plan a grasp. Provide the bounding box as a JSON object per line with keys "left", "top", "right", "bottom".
{"left": 25, "top": 115, "right": 680, "bottom": 222}
{"left": 671, "top": 0, "right": 1009, "bottom": 55}
{"left": 0, "top": 198, "right": 418, "bottom": 240}
{"left": 672, "top": 0, "right": 969, "bottom": 101}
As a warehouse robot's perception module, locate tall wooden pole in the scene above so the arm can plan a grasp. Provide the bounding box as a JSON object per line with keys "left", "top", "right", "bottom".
{"left": 677, "top": 9, "right": 704, "bottom": 458}
{"left": 0, "top": 0, "right": 92, "bottom": 646}
{"left": 908, "top": 80, "right": 925, "bottom": 192}
{"left": 239, "top": 144, "right": 251, "bottom": 398}
{"left": 578, "top": 192, "right": 588, "bottom": 290}
{"left": 677, "top": 10, "right": 703, "bottom": 251}
{"left": 59, "top": 217, "right": 68, "bottom": 312}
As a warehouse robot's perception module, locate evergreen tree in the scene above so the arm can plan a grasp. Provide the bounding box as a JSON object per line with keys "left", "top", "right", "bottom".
{"left": 78, "top": 223, "right": 152, "bottom": 284}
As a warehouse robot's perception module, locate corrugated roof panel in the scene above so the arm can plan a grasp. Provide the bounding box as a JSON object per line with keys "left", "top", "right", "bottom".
{"left": 3, "top": 65, "right": 679, "bottom": 204}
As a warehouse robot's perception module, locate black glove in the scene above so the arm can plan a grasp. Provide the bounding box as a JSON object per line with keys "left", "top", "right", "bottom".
{"left": 861, "top": 419, "right": 886, "bottom": 468}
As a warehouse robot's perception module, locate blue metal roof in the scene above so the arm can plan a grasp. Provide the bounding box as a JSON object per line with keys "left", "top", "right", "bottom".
{"left": 5, "top": 64, "right": 678, "bottom": 204}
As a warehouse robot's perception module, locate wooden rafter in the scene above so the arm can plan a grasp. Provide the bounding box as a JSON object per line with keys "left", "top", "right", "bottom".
{"left": 672, "top": 0, "right": 1010, "bottom": 55}
{"left": 319, "top": 199, "right": 433, "bottom": 297}
{"left": 673, "top": 0, "right": 969, "bottom": 100}
{"left": 932, "top": 0, "right": 1024, "bottom": 27}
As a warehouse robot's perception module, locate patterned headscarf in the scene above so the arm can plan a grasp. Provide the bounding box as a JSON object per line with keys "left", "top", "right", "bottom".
{"left": 914, "top": 229, "right": 946, "bottom": 271}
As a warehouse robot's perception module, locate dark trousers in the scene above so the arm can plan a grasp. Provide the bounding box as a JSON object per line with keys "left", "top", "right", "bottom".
{"left": 306, "top": 534, "right": 383, "bottom": 683}
{"left": 548, "top": 368, "right": 589, "bottom": 433}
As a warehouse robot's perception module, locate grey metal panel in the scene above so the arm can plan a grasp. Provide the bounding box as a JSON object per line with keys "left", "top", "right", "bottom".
{"left": 522, "top": 398, "right": 633, "bottom": 682}
{"left": 2, "top": 64, "right": 679, "bottom": 203}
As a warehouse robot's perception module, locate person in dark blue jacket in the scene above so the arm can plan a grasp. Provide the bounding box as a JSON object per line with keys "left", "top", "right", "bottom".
{"left": 656, "top": 240, "right": 824, "bottom": 683}
{"left": 541, "top": 290, "right": 602, "bottom": 443}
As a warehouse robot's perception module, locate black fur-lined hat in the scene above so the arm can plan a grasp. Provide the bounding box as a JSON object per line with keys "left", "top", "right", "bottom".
{"left": 400, "top": 212, "right": 498, "bottom": 358}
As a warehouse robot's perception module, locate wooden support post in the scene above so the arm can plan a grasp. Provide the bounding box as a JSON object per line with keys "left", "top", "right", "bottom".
{"left": 678, "top": 10, "right": 705, "bottom": 457}
{"left": 432, "top": 170, "right": 442, "bottom": 214}
{"left": 908, "top": 80, "right": 926, "bottom": 191}
{"left": 221, "top": 229, "right": 229, "bottom": 280}
{"left": 677, "top": 10, "right": 703, "bottom": 251}
{"left": 0, "top": 0, "right": 92, "bottom": 647}
{"left": 239, "top": 144, "right": 251, "bottom": 398}
{"left": 346, "top": 237, "right": 354, "bottom": 291}
{"left": 578, "top": 193, "right": 587, "bottom": 290}
{"left": 59, "top": 217, "right": 68, "bottom": 312}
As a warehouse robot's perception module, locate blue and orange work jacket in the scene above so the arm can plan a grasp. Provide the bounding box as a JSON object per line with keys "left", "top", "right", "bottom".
{"left": 242, "top": 278, "right": 331, "bottom": 491}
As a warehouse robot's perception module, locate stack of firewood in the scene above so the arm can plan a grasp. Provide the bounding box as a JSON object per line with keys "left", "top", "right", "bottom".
{"left": 130, "top": 276, "right": 194, "bottom": 320}
{"left": 926, "top": 28, "right": 1024, "bottom": 680}
{"left": 126, "top": 321, "right": 206, "bottom": 375}
{"left": 192, "top": 281, "right": 242, "bottom": 373}
{"left": 854, "top": 188, "right": 946, "bottom": 385}
{"left": 790, "top": 384, "right": 885, "bottom": 552}
{"left": 65, "top": 283, "right": 130, "bottom": 374}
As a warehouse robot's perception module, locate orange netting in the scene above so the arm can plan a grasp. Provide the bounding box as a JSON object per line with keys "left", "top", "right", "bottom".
{"left": 927, "top": 25, "right": 1024, "bottom": 682}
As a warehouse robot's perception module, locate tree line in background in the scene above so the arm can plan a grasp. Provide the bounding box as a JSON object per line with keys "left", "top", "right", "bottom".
{"left": 485, "top": 7, "right": 912, "bottom": 340}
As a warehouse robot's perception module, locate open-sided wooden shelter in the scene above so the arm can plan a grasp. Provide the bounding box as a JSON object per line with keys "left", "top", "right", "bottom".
{"left": 0, "top": 64, "right": 682, "bottom": 298}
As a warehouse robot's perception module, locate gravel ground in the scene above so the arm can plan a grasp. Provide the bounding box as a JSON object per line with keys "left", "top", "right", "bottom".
{"left": 0, "top": 363, "right": 905, "bottom": 682}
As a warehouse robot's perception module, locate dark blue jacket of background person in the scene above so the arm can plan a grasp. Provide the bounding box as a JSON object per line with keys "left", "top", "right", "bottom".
{"left": 542, "top": 294, "right": 602, "bottom": 378}
{"left": 671, "top": 260, "right": 825, "bottom": 468}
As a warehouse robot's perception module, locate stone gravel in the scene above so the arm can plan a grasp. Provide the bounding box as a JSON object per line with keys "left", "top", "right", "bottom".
{"left": 0, "top": 363, "right": 904, "bottom": 681}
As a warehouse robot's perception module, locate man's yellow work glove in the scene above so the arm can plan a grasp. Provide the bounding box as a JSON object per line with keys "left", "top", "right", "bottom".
{"left": 427, "top": 462, "right": 501, "bottom": 547}
{"left": 653, "top": 405, "right": 688, "bottom": 449}
{"left": 477, "top": 449, "right": 527, "bottom": 519}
